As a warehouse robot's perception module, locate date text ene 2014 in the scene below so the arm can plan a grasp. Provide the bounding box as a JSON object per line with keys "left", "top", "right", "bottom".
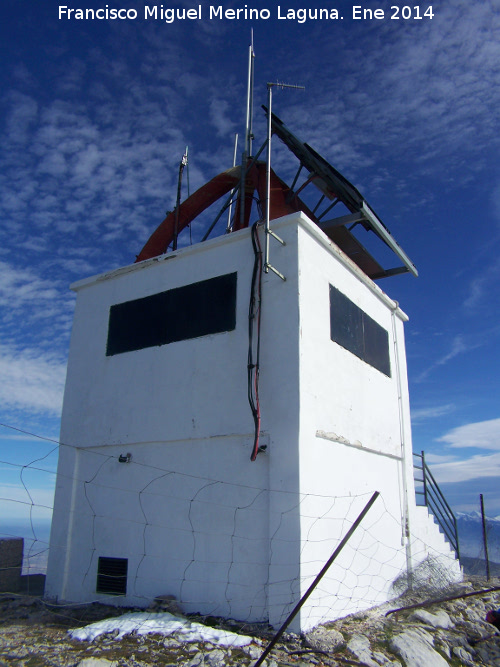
{"left": 353, "top": 6, "right": 434, "bottom": 20}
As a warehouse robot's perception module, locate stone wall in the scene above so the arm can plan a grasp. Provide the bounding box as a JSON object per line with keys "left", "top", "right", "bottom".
{"left": 0, "top": 537, "right": 23, "bottom": 593}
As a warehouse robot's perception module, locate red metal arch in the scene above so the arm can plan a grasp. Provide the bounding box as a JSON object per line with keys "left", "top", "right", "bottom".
{"left": 135, "top": 161, "right": 316, "bottom": 263}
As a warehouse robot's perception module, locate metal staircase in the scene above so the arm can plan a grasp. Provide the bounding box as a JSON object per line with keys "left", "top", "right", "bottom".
{"left": 413, "top": 450, "right": 460, "bottom": 559}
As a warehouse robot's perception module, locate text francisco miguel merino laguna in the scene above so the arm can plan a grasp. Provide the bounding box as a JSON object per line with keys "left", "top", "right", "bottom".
{"left": 59, "top": 5, "right": 432, "bottom": 23}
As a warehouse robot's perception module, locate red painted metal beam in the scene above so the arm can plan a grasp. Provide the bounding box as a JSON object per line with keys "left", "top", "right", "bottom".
{"left": 135, "top": 161, "right": 314, "bottom": 263}
{"left": 135, "top": 166, "right": 240, "bottom": 263}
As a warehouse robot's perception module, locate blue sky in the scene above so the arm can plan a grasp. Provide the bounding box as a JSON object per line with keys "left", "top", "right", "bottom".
{"left": 1, "top": 0, "right": 500, "bottom": 547}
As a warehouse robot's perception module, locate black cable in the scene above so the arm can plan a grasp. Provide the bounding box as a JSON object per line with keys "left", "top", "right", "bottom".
{"left": 248, "top": 222, "right": 263, "bottom": 461}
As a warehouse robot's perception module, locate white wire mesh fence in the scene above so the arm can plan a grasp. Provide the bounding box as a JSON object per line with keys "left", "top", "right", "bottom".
{"left": 1, "top": 426, "right": 464, "bottom": 632}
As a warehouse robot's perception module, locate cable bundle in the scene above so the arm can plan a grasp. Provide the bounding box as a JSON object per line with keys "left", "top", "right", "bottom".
{"left": 248, "top": 222, "right": 263, "bottom": 461}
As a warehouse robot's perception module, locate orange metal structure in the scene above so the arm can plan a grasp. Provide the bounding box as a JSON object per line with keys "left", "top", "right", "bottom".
{"left": 135, "top": 161, "right": 314, "bottom": 263}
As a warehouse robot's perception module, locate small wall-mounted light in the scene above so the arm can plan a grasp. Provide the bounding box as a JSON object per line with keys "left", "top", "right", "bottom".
{"left": 118, "top": 453, "right": 132, "bottom": 463}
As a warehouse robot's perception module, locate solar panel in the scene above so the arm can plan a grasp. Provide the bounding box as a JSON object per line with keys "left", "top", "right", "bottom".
{"left": 263, "top": 107, "right": 418, "bottom": 279}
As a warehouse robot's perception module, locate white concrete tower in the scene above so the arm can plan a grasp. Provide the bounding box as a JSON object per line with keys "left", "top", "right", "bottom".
{"left": 46, "top": 113, "right": 461, "bottom": 632}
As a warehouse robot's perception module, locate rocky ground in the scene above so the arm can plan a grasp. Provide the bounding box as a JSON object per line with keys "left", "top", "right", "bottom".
{"left": 0, "top": 576, "right": 499, "bottom": 667}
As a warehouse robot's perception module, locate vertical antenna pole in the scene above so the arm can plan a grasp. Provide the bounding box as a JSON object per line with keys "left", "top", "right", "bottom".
{"left": 226, "top": 133, "right": 239, "bottom": 232}
{"left": 245, "top": 29, "right": 255, "bottom": 157}
{"left": 239, "top": 33, "right": 255, "bottom": 228}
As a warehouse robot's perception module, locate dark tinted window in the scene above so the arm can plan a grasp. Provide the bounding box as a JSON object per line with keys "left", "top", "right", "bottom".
{"left": 107, "top": 273, "right": 237, "bottom": 356}
{"left": 330, "top": 285, "right": 391, "bottom": 377}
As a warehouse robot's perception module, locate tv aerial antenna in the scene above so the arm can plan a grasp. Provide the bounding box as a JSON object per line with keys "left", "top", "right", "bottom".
{"left": 264, "top": 81, "right": 305, "bottom": 279}
{"left": 238, "top": 32, "right": 305, "bottom": 278}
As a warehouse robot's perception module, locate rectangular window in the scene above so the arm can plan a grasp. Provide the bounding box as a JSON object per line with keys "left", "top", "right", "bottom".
{"left": 106, "top": 272, "right": 237, "bottom": 356}
{"left": 330, "top": 285, "right": 391, "bottom": 377}
{"left": 96, "top": 556, "right": 128, "bottom": 595}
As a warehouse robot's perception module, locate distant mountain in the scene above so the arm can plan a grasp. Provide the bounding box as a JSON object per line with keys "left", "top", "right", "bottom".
{"left": 460, "top": 555, "right": 500, "bottom": 577}
{"left": 455, "top": 511, "right": 500, "bottom": 562}
{"left": 456, "top": 510, "right": 500, "bottom": 524}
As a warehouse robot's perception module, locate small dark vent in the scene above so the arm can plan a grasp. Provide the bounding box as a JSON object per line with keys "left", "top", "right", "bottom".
{"left": 96, "top": 556, "right": 128, "bottom": 595}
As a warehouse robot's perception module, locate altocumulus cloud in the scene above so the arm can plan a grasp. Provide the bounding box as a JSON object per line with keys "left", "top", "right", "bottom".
{"left": 272, "top": 0, "right": 500, "bottom": 192}
{"left": 0, "top": 345, "right": 66, "bottom": 416}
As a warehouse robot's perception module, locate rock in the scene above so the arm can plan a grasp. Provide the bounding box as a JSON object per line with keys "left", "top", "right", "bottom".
{"left": 461, "top": 619, "right": 493, "bottom": 635}
{"left": 347, "top": 634, "right": 397, "bottom": 667}
{"left": 149, "top": 594, "right": 183, "bottom": 615}
{"left": 244, "top": 644, "right": 262, "bottom": 660}
{"left": 207, "top": 648, "right": 226, "bottom": 666}
{"left": 1, "top": 575, "right": 499, "bottom": 666}
{"left": 464, "top": 606, "right": 485, "bottom": 623}
{"left": 452, "top": 646, "right": 475, "bottom": 666}
{"left": 77, "top": 659, "right": 119, "bottom": 667}
{"left": 304, "top": 625, "right": 345, "bottom": 652}
{"left": 476, "top": 638, "right": 500, "bottom": 664}
{"left": 390, "top": 628, "right": 449, "bottom": 667}
{"left": 409, "top": 609, "right": 454, "bottom": 629}
{"left": 186, "top": 651, "right": 204, "bottom": 667}
{"left": 434, "top": 636, "right": 451, "bottom": 658}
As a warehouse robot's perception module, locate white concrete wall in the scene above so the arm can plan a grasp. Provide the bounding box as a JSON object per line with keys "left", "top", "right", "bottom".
{"left": 58, "top": 232, "right": 257, "bottom": 447}
{"left": 293, "top": 219, "right": 415, "bottom": 630}
{"left": 46, "top": 223, "right": 303, "bottom": 623}
{"left": 46, "top": 211, "right": 460, "bottom": 631}
{"left": 47, "top": 436, "right": 271, "bottom": 621}
{"left": 297, "top": 220, "right": 408, "bottom": 459}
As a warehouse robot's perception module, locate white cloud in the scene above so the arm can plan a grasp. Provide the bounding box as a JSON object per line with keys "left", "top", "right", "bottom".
{"left": 416, "top": 335, "right": 470, "bottom": 382}
{"left": 0, "top": 260, "right": 74, "bottom": 351}
{"left": 437, "top": 418, "right": 500, "bottom": 450}
{"left": 0, "top": 345, "right": 66, "bottom": 416}
{"left": 411, "top": 404, "right": 455, "bottom": 424}
{"left": 424, "top": 451, "right": 500, "bottom": 485}
{"left": 463, "top": 257, "right": 500, "bottom": 310}
{"left": 0, "top": 261, "right": 61, "bottom": 308}
{"left": 425, "top": 418, "right": 500, "bottom": 484}
{"left": 209, "top": 98, "right": 236, "bottom": 137}
{"left": 423, "top": 453, "right": 457, "bottom": 465}
{"left": 423, "top": 418, "right": 500, "bottom": 485}
{"left": 273, "top": 0, "right": 500, "bottom": 199}
{"left": 4, "top": 91, "right": 38, "bottom": 145}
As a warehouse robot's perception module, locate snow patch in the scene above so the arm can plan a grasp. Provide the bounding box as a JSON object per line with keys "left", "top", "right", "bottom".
{"left": 69, "top": 611, "right": 252, "bottom": 647}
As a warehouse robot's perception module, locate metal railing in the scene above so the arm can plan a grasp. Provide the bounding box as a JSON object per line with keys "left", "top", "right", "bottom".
{"left": 413, "top": 450, "right": 460, "bottom": 559}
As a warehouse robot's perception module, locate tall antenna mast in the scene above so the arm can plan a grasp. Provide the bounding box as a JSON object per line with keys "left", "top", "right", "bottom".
{"left": 239, "top": 31, "right": 255, "bottom": 228}
{"left": 245, "top": 29, "right": 255, "bottom": 157}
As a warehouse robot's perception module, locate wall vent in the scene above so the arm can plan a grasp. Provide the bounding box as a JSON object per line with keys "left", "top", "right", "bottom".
{"left": 96, "top": 556, "right": 128, "bottom": 595}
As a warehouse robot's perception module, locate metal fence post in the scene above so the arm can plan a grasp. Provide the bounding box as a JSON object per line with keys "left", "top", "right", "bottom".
{"left": 480, "top": 494, "right": 490, "bottom": 581}
{"left": 253, "top": 491, "right": 380, "bottom": 667}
